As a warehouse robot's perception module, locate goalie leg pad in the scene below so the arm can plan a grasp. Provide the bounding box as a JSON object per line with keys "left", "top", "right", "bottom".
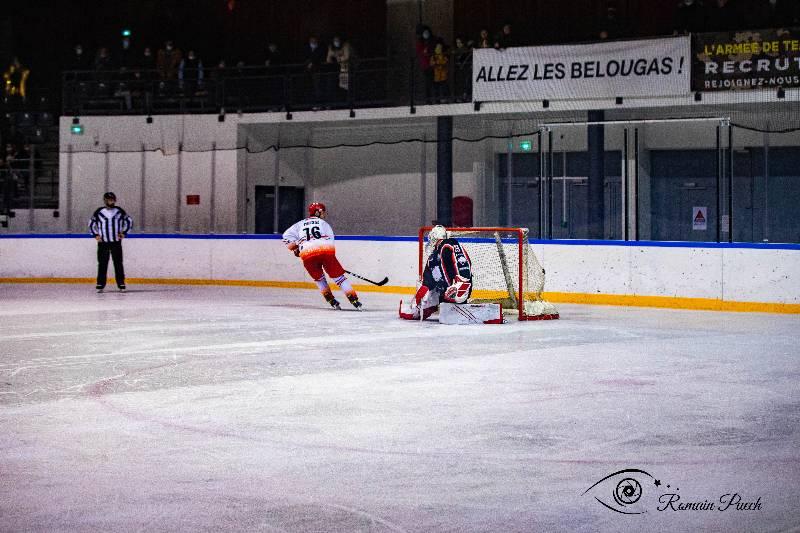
{"left": 398, "top": 300, "right": 439, "bottom": 320}
{"left": 438, "top": 302, "right": 503, "bottom": 325}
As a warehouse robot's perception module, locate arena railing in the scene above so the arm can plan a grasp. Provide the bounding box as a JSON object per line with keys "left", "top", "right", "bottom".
{"left": 61, "top": 58, "right": 395, "bottom": 116}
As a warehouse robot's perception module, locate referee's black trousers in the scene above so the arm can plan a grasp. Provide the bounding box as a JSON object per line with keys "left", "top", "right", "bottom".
{"left": 97, "top": 241, "right": 125, "bottom": 288}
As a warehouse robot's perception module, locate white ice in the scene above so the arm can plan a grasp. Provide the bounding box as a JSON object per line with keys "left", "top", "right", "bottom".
{"left": 1, "top": 283, "right": 798, "bottom": 532}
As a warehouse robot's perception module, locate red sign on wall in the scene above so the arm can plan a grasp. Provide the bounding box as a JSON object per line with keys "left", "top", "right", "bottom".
{"left": 186, "top": 195, "right": 200, "bottom": 205}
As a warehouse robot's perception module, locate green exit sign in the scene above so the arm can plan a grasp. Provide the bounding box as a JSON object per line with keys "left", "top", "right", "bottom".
{"left": 519, "top": 140, "right": 533, "bottom": 151}
{"left": 70, "top": 124, "right": 84, "bottom": 135}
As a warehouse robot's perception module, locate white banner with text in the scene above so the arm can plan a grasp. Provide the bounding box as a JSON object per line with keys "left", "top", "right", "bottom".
{"left": 473, "top": 36, "right": 691, "bottom": 102}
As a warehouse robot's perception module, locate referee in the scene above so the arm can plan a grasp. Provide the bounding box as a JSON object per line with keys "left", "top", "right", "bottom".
{"left": 89, "top": 192, "right": 133, "bottom": 292}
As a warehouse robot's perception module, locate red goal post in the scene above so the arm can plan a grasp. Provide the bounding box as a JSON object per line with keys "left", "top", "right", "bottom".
{"left": 418, "top": 226, "right": 559, "bottom": 321}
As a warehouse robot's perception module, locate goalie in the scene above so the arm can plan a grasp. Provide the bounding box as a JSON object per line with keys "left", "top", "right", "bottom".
{"left": 400, "top": 225, "right": 473, "bottom": 320}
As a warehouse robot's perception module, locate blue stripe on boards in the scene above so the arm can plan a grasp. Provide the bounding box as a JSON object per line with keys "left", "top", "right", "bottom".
{"left": 1, "top": 234, "right": 799, "bottom": 251}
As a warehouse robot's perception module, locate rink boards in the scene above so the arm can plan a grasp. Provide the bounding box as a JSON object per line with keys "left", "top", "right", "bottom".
{"left": 0, "top": 234, "right": 798, "bottom": 313}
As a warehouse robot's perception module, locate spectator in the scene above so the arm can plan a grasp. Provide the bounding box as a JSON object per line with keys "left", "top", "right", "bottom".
{"left": 210, "top": 58, "right": 227, "bottom": 81}
{"left": 303, "top": 35, "right": 327, "bottom": 107}
{"left": 452, "top": 35, "right": 472, "bottom": 102}
{"left": 303, "top": 36, "right": 326, "bottom": 70}
{"left": 117, "top": 34, "right": 136, "bottom": 73}
{"left": 673, "top": 0, "right": 707, "bottom": 35}
{"left": 415, "top": 25, "right": 436, "bottom": 103}
{"left": 67, "top": 44, "right": 90, "bottom": 71}
{"left": 327, "top": 35, "right": 356, "bottom": 103}
{"left": 6, "top": 143, "right": 28, "bottom": 198}
{"left": 431, "top": 41, "right": 449, "bottom": 102}
{"left": 63, "top": 44, "right": 90, "bottom": 111}
{"left": 264, "top": 42, "right": 281, "bottom": 67}
{"left": 476, "top": 28, "right": 492, "bottom": 49}
{"left": 156, "top": 40, "right": 183, "bottom": 93}
{"left": 116, "top": 35, "right": 137, "bottom": 109}
{"left": 139, "top": 46, "right": 156, "bottom": 71}
{"left": 208, "top": 58, "right": 227, "bottom": 106}
{"left": 0, "top": 152, "right": 16, "bottom": 215}
{"left": 93, "top": 46, "right": 113, "bottom": 96}
{"left": 179, "top": 49, "right": 204, "bottom": 96}
{"left": 4, "top": 143, "right": 20, "bottom": 180}
{"left": 13, "top": 143, "right": 30, "bottom": 171}
{"left": 134, "top": 46, "right": 156, "bottom": 83}
{"left": 94, "top": 46, "right": 113, "bottom": 71}
{"left": 494, "top": 23, "right": 518, "bottom": 49}
{"left": 3, "top": 57, "right": 31, "bottom": 105}
{"left": 3, "top": 143, "right": 16, "bottom": 161}
{"left": 130, "top": 46, "right": 156, "bottom": 103}
{"left": 263, "top": 44, "right": 283, "bottom": 109}
{"left": 596, "top": 4, "right": 631, "bottom": 40}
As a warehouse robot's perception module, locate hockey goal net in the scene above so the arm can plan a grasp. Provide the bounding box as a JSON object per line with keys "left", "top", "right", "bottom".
{"left": 418, "top": 226, "right": 559, "bottom": 321}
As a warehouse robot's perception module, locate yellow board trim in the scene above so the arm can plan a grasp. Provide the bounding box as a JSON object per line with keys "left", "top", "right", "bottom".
{"left": 1, "top": 278, "right": 798, "bottom": 314}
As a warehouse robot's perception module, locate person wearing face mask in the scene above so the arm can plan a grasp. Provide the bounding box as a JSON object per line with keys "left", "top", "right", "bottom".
{"left": 133, "top": 46, "right": 156, "bottom": 92}
{"left": 303, "top": 35, "right": 327, "bottom": 107}
{"left": 65, "top": 45, "right": 89, "bottom": 112}
{"left": 93, "top": 46, "right": 113, "bottom": 96}
{"left": 114, "top": 34, "right": 136, "bottom": 108}
{"left": 452, "top": 36, "right": 473, "bottom": 102}
{"left": 303, "top": 36, "right": 326, "bottom": 71}
{"left": 179, "top": 49, "right": 204, "bottom": 96}
{"left": 118, "top": 35, "right": 135, "bottom": 72}
{"left": 326, "top": 35, "right": 356, "bottom": 104}
{"left": 68, "top": 44, "right": 89, "bottom": 71}
{"left": 264, "top": 42, "right": 281, "bottom": 68}
{"left": 263, "top": 43, "right": 283, "bottom": 109}
{"left": 415, "top": 25, "right": 436, "bottom": 103}
{"left": 673, "top": 0, "right": 706, "bottom": 35}
{"left": 157, "top": 40, "right": 183, "bottom": 94}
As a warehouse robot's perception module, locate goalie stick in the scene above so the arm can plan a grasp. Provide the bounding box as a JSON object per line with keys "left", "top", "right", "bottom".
{"left": 345, "top": 270, "right": 389, "bottom": 286}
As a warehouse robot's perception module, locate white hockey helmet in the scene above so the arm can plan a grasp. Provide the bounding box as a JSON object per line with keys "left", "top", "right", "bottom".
{"left": 429, "top": 225, "right": 448, "bottom": 246}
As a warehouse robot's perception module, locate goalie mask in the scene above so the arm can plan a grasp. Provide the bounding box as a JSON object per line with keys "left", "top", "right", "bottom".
{"left": 428, "top": 225, "right": 448, "bottom": 247}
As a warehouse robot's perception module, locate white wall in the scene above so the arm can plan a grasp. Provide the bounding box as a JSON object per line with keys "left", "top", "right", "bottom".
{"left": 1, "top": 210, "right": 63, "bottom": 233}
{"left": 57, "top": 92, "right": 799, "bottom": 237}
{"left": 1, "top": 237, "right": 798, "bottom": 307}
{"left": 60, "top": 114, "right": 243, "bottom": 234}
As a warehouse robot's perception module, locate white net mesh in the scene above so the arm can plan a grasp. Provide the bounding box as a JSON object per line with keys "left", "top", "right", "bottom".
{"left": 421, "top": 227, "right": 559, "bottom": 320}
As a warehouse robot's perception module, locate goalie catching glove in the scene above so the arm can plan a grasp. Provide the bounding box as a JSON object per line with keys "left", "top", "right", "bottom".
{"left": 443, "top": 275, "right": 471, "bottom": 304}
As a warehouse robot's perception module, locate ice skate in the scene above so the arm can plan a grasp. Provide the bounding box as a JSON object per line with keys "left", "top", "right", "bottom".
{"left": 348, "top": 295, "right": 363, "bottom": 311}
{"left": 96, "top": 285, "right": 104, "bottom": 293}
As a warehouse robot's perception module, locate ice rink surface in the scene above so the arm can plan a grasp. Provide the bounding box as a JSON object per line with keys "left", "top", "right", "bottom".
{"left": 1, "top": 283, "right": 799, "bottom": 532}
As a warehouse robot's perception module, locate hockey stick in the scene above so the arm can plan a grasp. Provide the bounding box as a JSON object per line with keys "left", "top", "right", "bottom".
{"left": 345, "top": 270, "right": 389, "bottom": 286}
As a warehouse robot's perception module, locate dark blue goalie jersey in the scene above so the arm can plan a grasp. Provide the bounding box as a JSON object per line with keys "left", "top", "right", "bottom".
{"left": 422, "top": 237, "right": 473, "bottom": 296}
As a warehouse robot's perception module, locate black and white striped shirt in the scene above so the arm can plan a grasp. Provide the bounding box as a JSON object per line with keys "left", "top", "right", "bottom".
{"left": 89, "top": 207, "right": 133, "bottom": 242}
